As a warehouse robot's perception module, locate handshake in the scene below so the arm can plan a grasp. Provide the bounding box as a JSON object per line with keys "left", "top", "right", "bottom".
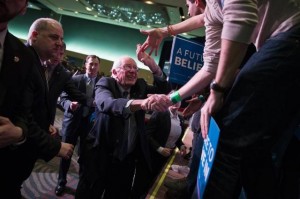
{"left": 141, "top": 94, "right": 173, "bottom": 112}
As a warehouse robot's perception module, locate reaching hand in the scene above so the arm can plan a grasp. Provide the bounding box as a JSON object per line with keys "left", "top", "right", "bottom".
{"left": 48, "top": 124, "right": 58, "bottom": 136}
{"left": 70, "top": 101, "right": 79, "bottom": 111}
{"left": 136, "top": 44, "right": 155, "bottom": 66}
{"left": 141, "top": 94, "right": 172, "bottom": 112}
{"left": 139, "top": 28, "right": 167, "bottom": 56}
{"left": 0, "top": 116, "right": 24, "bottom": 148}
{"left": 160, "top": 147, "right": 173, "bottom": 157}
{"left": 182, "top": 96, "right": 204, "bottom": 118}
{"left": 58, "top": 142, "right": 74, "bottom": 159}
{"left": 179, "top": 145, "right": 187, "bottom": 156}
{"left": 200, "top": 91, "right": 224, "bottom": 138}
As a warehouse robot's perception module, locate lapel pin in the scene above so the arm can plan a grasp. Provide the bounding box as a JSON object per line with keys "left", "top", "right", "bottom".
{"left": 14, "top": 56, "right": 20, "bottom": 62}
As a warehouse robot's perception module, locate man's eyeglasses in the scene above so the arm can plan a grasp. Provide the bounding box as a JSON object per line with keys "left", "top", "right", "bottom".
{"left": 121, "top": 65, "right": 139, "bottom": 72}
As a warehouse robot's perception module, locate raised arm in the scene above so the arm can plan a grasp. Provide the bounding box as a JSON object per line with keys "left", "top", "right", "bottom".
{"left": 139, "top": 14, "right": 205, "bottom": 56}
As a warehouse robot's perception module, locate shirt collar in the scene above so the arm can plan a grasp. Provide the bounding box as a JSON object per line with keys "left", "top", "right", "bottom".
{"left": 85, "top": 74, "right": 97, "bottom": 81}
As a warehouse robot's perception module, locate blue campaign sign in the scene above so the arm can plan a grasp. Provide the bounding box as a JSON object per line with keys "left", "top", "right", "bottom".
{"left": 196, "top": 117, "right": 220, "bottom": 199}
{"left": 169, "top": 36, "right": 204, "bottom": 85}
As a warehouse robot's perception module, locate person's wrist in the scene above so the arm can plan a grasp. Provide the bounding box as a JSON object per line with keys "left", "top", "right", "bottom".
{"left": 12, "top": 127, "right": 26, "bottom": 146}
{"left": 169, "top": 91, "right": 182, "bottom": 104}
{"left": 167, "top": 25, "right": 176, "bottom": 36}
{"left": 152, "top": 66, "right": 161, "bottom": 76}
{"left": 157, "top": 147, "right": 164, "bottom": 154}
{"left": 160, "top": 27, "right": 169, "bottom": 38}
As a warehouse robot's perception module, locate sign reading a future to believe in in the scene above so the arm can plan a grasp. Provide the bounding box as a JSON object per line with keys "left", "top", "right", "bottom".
{"left": 169, "top": 35, "right": 204, "bottom": 85}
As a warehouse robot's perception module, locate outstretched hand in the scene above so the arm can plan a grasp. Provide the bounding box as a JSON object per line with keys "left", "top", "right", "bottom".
{"left": 141, "top": 94, "right": 172, "bottom": 112}
{"left": 139, "top": 28, "right": 165, "bottom": 56}
{"left": 136, "top": 44, "right": 161, "bottom": 75}
{"left": 182, "top": 96, "right": 204, "bottom": 118}
{"left": 200, "top": 91, "right": 224, "bottom": 138}
{"left": 58, "top": 142, "right": 74, "bottom": 159}
{"left": 0, "top": 116, "right": 24, "bottom": 148}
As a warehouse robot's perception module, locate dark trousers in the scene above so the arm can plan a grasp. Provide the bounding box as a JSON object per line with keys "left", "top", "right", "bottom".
{"left": 76, "top": 153, "right": 136, "bottom": 199}
{"left": 57, "top": 116, "right": 91, "bottom": 186}
{"left": 204, "top": 27, "right": 300, "bottom": 199}
{"left": 0, "top": 141, "right": 38, "bottom": 199}
{"left": 131, "top": 155, "right": 153, "bottom": 199}
{"left": 279, "top": 135, "right": 300, "bottom": 199}
{"left": 187, "top": 132, "right": 203, "bottom": 196}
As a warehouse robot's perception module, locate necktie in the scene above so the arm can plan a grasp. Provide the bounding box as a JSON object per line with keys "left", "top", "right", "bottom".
{"left": 118, "top": 91, "right": 130, "bottom": 160}
{"left": 123, "top": 91, "right": 129, "bottom": 99}
{"left": 44, "top": 65, "right": 50, "bottom": 90}
{"left": 83, "top": 78, "right": 94, "bottom": 117}
{"left": 86, "top": 78, "right": 94, "bottom": 100}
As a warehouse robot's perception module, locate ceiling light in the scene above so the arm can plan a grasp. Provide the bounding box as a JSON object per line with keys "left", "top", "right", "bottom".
{"left": 27, "top": 2, "right": 41, "bottom": 10}
{"left": 86, "top": 7, "right": 93, "bottom": 11}
{"left": 86, "top": 0, "right": 168, "bottom": 27}
{"left": 145, "top": 1, "right": 154, "bottom": 5}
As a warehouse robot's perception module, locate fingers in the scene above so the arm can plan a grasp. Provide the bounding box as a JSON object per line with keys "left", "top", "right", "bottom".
{"left": 59, "top": 143, "right": 74, "bottom": 159}
{"left": 142, "top": 94, "right": 170, "bottom": 112}
{"left": 140, "top": 43, "right": 149, "bottom": 52}
{"left": 66, "top": 146, "right": 74, "bottom": 159}
{"left": 200, "top": 108, "right": 209, "bottom": 139}
{"left": 182, "top": 109, "right": 192, "bottom": 118}
{"left": 147, "top": 94, "right": 154, "bottom": 98}
{"left": 0, "top": 116, "right": 10, "bottom": 124}
{"left": 154, "top": 48, "right": 158, "bottom": 56}
{"left": 149, "top": 48, "right": 154, "bottom": 56}
{"left": 139, "top": 29, "right": 148, "bottom": 35}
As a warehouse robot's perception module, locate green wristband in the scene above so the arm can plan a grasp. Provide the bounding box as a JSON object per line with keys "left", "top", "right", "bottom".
{"left": 198, "top": 95, "right": 205, "bottom": 103}
{"left": 170, "top": 91, "right": 182, "bottom": 104}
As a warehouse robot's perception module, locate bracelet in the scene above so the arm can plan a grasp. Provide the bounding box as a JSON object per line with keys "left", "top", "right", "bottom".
{"left": 210, "top": 80, "right": 227, "bottom": 93}
{"left": 198, "top": 95, "right": 206, "bottom": 103}
{"left": 170, "top": 91, "right": 182, "bottom": 104}
{"left": 167, "top": 25, "right": 176, "bottom": 36}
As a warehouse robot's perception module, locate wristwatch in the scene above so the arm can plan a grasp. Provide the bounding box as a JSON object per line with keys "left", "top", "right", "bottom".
{"left": 210, "top": 80, "right": 227, "bottom": 93}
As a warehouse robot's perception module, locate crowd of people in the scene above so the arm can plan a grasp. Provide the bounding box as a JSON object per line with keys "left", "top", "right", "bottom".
{"left": 1, "top": 0, "right": 300, "bottom": 199}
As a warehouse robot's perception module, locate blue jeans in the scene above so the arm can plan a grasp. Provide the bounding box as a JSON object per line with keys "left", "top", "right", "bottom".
{"left": 187, "top": 132, "right": 204, "bottom": 196}
{"left": 204, "top": 26, "right": 300, "bottom": 199}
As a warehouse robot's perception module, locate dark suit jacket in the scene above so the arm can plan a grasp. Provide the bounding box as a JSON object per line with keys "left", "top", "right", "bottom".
{"left": 24, "top": 47, "right": 87, "bottom": 130}
{"left": 48, "top": 64, "right": 87, "bottom": 124}
{"left": 0, "top": 32, "right": 59, "bottom": 197}
{"left": 83, "top": 76, "right": 170, "bottom": 182}
{"left": 59, "top": 74, "right": 100, "bottom": 136}
{"left": 0, "top": 33, "right": 32, "bottom": 134}
{"left": 0, "top": 34, "right": 61, "bottom": 157}
{"left": 24, "top": 45, "right": 52, "bottom": 131}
